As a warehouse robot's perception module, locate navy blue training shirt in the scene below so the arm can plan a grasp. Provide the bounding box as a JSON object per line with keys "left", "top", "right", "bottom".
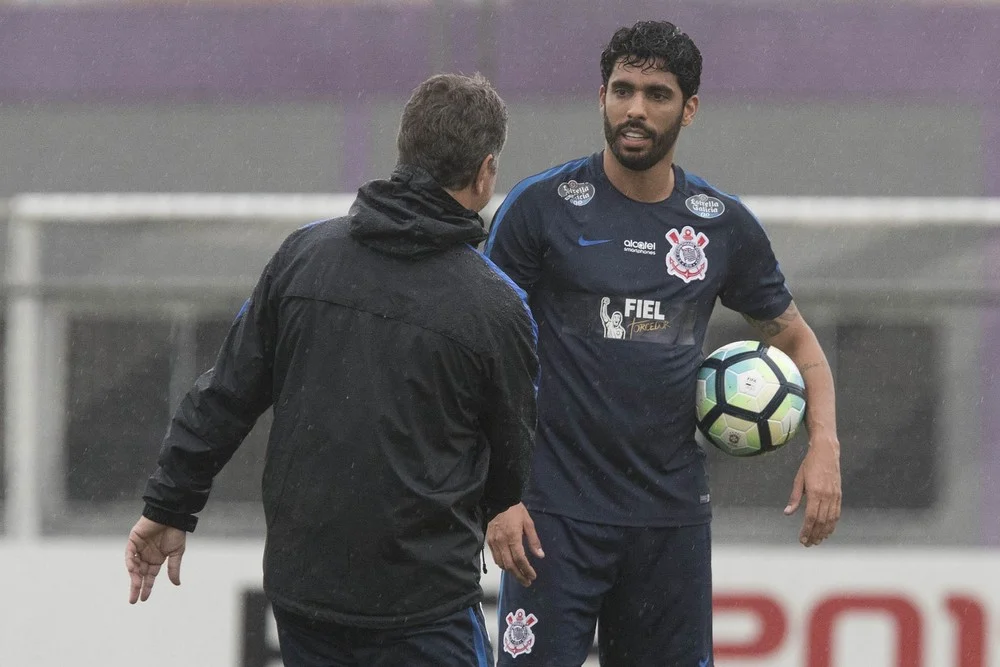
{"left": 485, "top": 152, "right": 793, "bottom": 526}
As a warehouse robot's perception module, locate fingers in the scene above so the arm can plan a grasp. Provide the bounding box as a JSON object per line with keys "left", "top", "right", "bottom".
{"left": 488, "top": 531, "right": 536, "bottom": 587}
{"left": 167, "top": 551, "right": 184, "bottom": 587}
{"left": 799, "top": 489, "right": 842, "bottom": 547}
{"left": 799, "top": 495, "right": 820, "bottom": 546}
{"left": 818, "top": 490, "right": 842, "bottom": 542}
{"left": 126, "top": 542, "right": 144, "bottom": 604}
{"left": 507, "top": 541, "right": 538, "bottom": 587}
{"left": 784, "top": 470, "right": 804, "bottom": 516}
{"left": 486, "top": 531, "right": 505, "bottom": 569}
{"left": 523, "top": 517, "right": 545, "bottom": 559}
{"left": 486, "top": 511, "right": 540, "bottom": 587}
{"left": 129, "top": 574, "right": 142, "bottom": 604}
{"left": 125, "top": 538, "right": 163, "bottom": 603}
{"left": 487, "top": 525, "right": 521, "bottom": 583}
{"left": 127, "top": 555, "right": 161, "bottom": 603}
{"left": 141, "top": 565, "right": 160, "bottom": 602}
{"left": 495, "top": 545, "right": 535, "bottom": 587}
{"left": 833, "top": 493, "right": 842, "bottom": 534}
{"left": 786, "top": 457, "right": 843, "bottom": 547}
{"left": 126, "top": 540, "right": 148, "bottom": 604}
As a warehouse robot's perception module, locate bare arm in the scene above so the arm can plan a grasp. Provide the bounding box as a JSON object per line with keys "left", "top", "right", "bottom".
{"left": 744, "top": 302, "right": 837, "bottom": 444}
{"left": 744, "top": 301, "right": 842, "bottom": 546}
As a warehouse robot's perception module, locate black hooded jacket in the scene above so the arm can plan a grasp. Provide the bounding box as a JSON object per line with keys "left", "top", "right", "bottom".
{"left": 142, "top": 165, "right": 539, "bottom": 628}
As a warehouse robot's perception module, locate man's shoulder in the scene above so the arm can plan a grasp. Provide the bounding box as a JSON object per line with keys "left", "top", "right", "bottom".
{"left": 502, "top": 154, "right": 596, "bottom": 207}
{"left": 265, "top": 217, "right": 353, "bottom": 281}
{"left": 473, "top": 249, "right": 530, "bottom": 302}
{"left": 443, "top": 246, "right": 533, "bottom": 330}
{"left": 280, "top": 216, "right": 348, "bottom": 250}
{"left": 676, "top": 168, "right": 757, "bottom": 223}
{"left": 289, "top": 215, "right": 348, "bottom": 239}
{"left": 424, "top": 248, "right": 534, "bottom": 355}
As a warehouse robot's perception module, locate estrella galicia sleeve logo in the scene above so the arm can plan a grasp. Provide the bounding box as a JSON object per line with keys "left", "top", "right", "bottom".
{"left": 685, "top": 193, "right": 725, "bottom": 219}
{"left": 557, "top": 180, "right": 596, "bottom": 206}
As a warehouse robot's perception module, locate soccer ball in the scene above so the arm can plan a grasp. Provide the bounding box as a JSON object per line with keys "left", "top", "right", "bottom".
{"left": 695, "top": 340, "right": 806, "bottom": 457}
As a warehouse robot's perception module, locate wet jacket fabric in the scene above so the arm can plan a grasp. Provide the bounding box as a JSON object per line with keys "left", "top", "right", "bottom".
{"left": 142, "top": 164, "right": 539, "bottom": 628}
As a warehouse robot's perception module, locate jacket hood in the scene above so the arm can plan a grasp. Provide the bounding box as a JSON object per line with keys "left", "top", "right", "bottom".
{"left": 349, "top": 164, "right": 487, "bottom": 259}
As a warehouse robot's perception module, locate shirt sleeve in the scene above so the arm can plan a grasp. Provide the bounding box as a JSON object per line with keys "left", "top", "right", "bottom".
{"left": 719, "top": 203, "right": 793, "bottom": 321}
{"left": 484, "top": 187, "right": 546, "bottom": 292}
{"left": 142, "top": 249, "right": 281, "bottom": 531}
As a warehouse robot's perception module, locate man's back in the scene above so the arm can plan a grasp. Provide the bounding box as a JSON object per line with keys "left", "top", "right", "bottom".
{"left": 259, "top": 170, "right": 537, "bottom": 627}
{"left": 129, "top": 72, "right": 530, "bottom": 667}
{"left": 151, "top": 165, "right": 537, "bottom": 629}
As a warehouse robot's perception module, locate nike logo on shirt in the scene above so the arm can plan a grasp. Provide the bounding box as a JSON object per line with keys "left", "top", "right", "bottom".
{"left": 577, "top": 235, "right": 612, "bottom": 246}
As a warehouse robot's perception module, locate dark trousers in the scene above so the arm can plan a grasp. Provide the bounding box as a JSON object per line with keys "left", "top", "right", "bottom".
{"left": 273, "top": 603, "right": 493, "bottom": 667}
{"left": 496, "top": 512, "right": 713, "bottom": 667}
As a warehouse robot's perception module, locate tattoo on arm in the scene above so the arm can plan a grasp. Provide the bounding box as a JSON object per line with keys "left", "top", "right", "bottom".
{"left": 743, "top": 302, "right": 800, "bottom": 338}
{"left": 798, "top": 361, "right": 824, "bottom": 373}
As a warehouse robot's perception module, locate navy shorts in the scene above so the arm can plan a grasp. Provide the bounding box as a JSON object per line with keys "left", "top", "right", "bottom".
{"left": 274, "top": 603, "right": 493, "bottom": 667}
{"left": 496, "top": 512, "right": 712, "bottom": 667}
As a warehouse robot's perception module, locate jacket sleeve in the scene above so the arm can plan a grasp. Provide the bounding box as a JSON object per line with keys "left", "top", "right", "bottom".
{"left": 141, "top": 251, "right": 281, "bottom": 532}
{"left": 479, "top": 288, "right": 539, "bottom": 523}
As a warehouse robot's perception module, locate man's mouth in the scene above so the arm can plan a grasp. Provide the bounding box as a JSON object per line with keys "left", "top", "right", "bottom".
{"left": 619, "top": 127, "right": 652, "bottom": 147}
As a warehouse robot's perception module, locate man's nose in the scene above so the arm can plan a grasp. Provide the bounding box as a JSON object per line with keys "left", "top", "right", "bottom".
{"left": 626, "top": 95, "right": 647, "bottom": 121}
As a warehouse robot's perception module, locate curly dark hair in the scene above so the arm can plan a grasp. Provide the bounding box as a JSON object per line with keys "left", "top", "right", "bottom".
{"left": 599, "top": 21, "right": 702, "bottom": 100}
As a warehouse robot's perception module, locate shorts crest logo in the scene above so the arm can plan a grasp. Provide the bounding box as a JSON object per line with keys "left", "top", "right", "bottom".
{"left": 665, "top": 226, "right": 710, "bottom": 283}
{"left": 503, "top": 608, "right": 538, "bottom": 658}
{"left": 685, "top": 193, "right": 725, "bottom": 219}
{"left": 557, "top": 180, "right": 596, "bottom": 206}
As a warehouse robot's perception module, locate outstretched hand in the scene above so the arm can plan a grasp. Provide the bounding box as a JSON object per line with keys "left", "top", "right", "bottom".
{"left": 784, "top": 438, "right": 841, "bottom": 547}
{"left": 486, "top": 503, "right": 545, "bottom": 587}
{"left": 125, "top": 516, "right": 187, "bottom": 604}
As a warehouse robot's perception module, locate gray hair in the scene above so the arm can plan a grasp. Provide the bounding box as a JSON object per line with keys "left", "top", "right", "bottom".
{"left": 397, "top": 73, "right": 508, "bottom": 190}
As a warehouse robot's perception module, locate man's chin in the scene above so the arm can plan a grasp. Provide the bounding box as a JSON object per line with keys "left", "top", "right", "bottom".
{"left": 616, "top": 153, "right": 657, "bottom": 172}
{"left": 611, "top": 144, "right": 644, "bottom": 161}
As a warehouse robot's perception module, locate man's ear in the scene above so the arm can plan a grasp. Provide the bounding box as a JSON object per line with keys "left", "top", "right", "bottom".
{"left": 474, "top": 154, "right": 496, "bottom": 194}
{"left": 682, "top": 94, "right": 699, "bottom": 127}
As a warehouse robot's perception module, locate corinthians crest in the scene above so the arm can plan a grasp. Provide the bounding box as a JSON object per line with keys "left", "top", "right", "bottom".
{"left": 665, "top": 226, "right": 710, "bottom": 283}
{"left": 503, "top": 608, "right": 538, "bottom": 658}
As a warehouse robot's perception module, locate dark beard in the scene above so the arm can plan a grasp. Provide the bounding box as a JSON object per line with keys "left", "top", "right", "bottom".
{"left": 603, "top": 110, "right": 682, "bottom": 172}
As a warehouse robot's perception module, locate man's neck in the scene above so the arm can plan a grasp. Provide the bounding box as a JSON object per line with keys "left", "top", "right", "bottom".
{"left": 444, "top": 186, "right": 476, "bottom": 212}
{"left": 602, "top": 149, "right": 676, "bottom": 203}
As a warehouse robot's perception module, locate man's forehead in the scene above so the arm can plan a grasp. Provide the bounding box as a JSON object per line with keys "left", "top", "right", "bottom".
{"left": 610, "top": 59, "right": 679, "bottom": 86}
